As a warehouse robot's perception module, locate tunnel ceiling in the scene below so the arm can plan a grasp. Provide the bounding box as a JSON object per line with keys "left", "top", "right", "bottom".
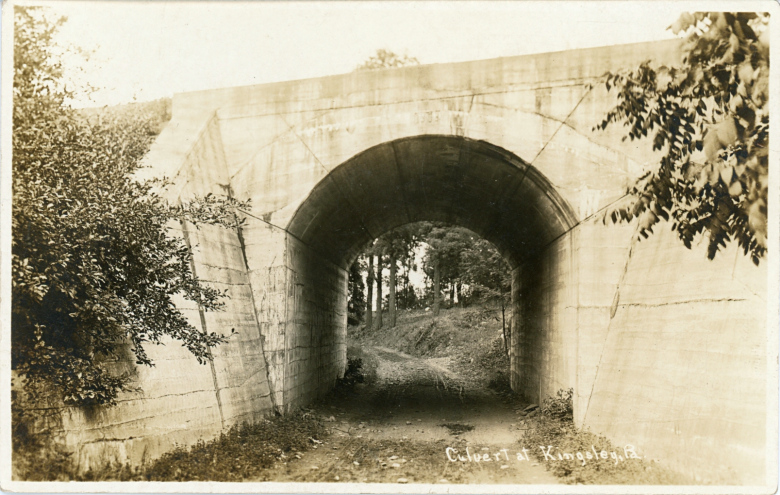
{"left": 287, "top": 135, "right": 577, "bottom": 269}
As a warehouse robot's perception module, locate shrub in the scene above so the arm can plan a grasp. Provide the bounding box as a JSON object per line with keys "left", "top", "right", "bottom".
{"left": 523, "top": 389, "right": 688, "bottom": 484}
{"left": 541, "top": 387, "right": 573, "bottom": 420}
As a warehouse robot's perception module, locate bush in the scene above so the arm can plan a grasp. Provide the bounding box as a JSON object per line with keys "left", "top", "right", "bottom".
{"left": 13, "top": 411, "right": 327, "bottom": 481}
{"left": 523, "top": 389, "right": 688, "bottom": 484}
{"left": 541, "top": 387, "right": 573, "bottom": 420}
{"left": 338, "top": 357, "right": 365, "bottom": 387}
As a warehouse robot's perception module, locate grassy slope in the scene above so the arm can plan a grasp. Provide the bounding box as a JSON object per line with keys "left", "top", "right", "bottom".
{"left": 348, "top": 305, "right": 512, "bottom": 391}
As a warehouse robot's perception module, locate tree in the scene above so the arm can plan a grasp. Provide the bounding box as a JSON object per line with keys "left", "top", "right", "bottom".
{"left": 598, "top": 12, "right": 769, "bottom": 264}
{"left": 374, "top": 254, "right": 383, "bottom": 329}
{"left": 373, "top": 224, "right": 424, "bottom": 326}
{"left": 365, "top": 254, "right": 374, "bottom": 329}
{"left": 355, "top": 49, "right": 420, "bottom": 71}
{"left": 347, "top": 258, "right": 365, "bottom": 325}
{"left": 423, "top": 225, "right": 472, "bottom": 308}
{"left": 12, "top": 7, "right": 246, "bottom": 408}
{"left": 460, "top": 239, "right": 512, "bottom": 354}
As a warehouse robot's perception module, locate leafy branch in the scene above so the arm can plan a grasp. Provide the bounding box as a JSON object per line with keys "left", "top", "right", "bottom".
{"left": 596, "top": 12, "right": 768, "bottom": 264}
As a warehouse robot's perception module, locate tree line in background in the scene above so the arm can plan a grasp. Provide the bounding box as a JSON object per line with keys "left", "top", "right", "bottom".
{"left": 346, "top": 222, "right": 512, "bottom": 331}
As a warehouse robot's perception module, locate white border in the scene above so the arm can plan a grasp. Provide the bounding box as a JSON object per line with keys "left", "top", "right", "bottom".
{"left": 0, "top": 1, "right": 778, "bottom": 494}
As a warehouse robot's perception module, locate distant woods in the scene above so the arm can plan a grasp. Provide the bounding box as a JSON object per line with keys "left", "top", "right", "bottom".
{"left": 347, "top": 222, "right": 512, "bottom": 329}
{"left": 355, "top": 49, "right": 420, "bottom": 71}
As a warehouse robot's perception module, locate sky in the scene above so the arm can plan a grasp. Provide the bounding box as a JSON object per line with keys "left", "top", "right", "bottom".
{"left": 30, "top": 1, "right": 686, "bottom": 108}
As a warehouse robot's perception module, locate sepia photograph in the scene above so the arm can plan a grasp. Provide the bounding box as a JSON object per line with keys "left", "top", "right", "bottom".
{"left": 0, "top": 1, "right": 778, "bottom": 493}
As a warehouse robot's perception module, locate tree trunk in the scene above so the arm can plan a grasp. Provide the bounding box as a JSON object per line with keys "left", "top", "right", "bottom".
{"left": 456, "top": 282, "right": 462, "bottom": 307}
{"left": 389, "top": 253, "right": 397, "bottom": 327}
{"left": 450, "top": 282, "right": 455, "bottom": 306}
{"left": 366, "top": 254, "right": 374, "bottom": 330}
{"left": 501, "top": 289, "right": 509, "bottom": 358}
{"left": 433, "top": 257, "right": 441, "bottom": 316}
{"left": 375, "top": 255, "right": 383, "bottom": 329}
{"left": 402, "top": 260, "right": 410, "bottom": 310}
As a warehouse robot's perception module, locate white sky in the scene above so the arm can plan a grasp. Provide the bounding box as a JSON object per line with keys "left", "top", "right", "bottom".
{"left": 32, "top": 1, "right": 688, "bottom": 108}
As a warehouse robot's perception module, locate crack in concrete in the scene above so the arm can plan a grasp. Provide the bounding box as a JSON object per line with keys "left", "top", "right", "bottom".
{"left": 617, "top": 297, "right": 748, "bottom": 308}
{"left": 179, "top": 219, "right": 226, "bottom": 430}
{"left": 278, "top": 112, "right": 375, "bottom": 251}
{"left": 227, "top": 110, "right": 331, "bottom": 182}
{"left": 581, "top": 223, "right": 640, "bottom": 426}
{"left": 529, "top": 85, "right": 593, "bottom": 167}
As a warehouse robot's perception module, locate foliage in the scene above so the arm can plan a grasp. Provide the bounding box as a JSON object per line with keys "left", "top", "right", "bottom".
{"left": 524, "top": 389, "right": 687, "bottom": 484}
{"left": 355, "top": 49, "right": 420, "bottom": 71}
{"left": 422, "top": 225, "right": 511, "bottom": 309}
{"left": 395, "top": 284, "right": 424, "bottom": 310}
{"left": 540, "top": 388, "right": 574, "bottom": 420}
{"left": 13, "top": 411, "right": 327, "bottom": 481}
{"left": 347, "top": 259, "right": 366, "bottom": 324}
{"left": 422, "top": 224, "right": 472, "bottom": 297}
{"left": 336, "top": 357, "right": 365, "bottom": 388}
{"left": 355, "top": 220, "right": 511, "bottom": 314}
{"left": 12, "top": 6, "right": 246, "bottom": 409}
{"left": 598, "top": 12, "right": 769, "bottom": 264}
{"left": 459, "top": 238, "right": 511, "bottom": 305}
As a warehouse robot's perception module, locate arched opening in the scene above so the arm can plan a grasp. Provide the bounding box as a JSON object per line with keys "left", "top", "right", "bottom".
{"left": 281, "top": 135, "right": 577, "bottom": 410}
{"left": 277, "top": 135, "right": 578, "bottom": 464}
{"left": 288, "top": 135, "right": 576, "bottom": 270}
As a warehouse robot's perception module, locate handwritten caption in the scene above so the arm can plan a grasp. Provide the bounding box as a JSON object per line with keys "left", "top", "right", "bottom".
{"left": 445, "top": 445, "right": 641, "bottom": 467}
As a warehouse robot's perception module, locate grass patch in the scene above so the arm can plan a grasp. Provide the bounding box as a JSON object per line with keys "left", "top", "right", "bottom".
{"left": 141, "top": 412, "right": 327, "bottom": 481}
{"left": 15, "top": 411, "right": 327, "bottom": 481}
{"left": 523, "top": 390, "right": 690, "bottom": 485}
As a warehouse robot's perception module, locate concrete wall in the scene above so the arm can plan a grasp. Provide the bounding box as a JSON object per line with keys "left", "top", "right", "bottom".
{"left": 284, "top": 237, "right": 348, "bottom": 410}
{"left": 230, "top": 217, "right": 349, "bottom": 413}
{"left": 581, "top": 223, "right": 767, "bottom": 484}
{"left": 511, "top": 231, "right": 578, "bottom": 403}
{"left": 511, "top": 216, "right": 766, "bottom": 484}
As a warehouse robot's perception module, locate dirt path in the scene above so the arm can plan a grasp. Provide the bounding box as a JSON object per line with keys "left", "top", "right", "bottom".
{"left": 260, "top": 346, "right": 559, "bottom": 485}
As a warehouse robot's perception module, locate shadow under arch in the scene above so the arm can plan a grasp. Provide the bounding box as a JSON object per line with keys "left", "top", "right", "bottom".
{"left": 287, "top": 135, "right": 577, "bottom": 269}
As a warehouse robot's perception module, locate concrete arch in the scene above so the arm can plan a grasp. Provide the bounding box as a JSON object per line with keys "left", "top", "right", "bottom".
{"left": 287, "top": 135, "right": 577, "bottom": 269}
{"left": 276, "top": 133, "right": 585, "bottom": 419}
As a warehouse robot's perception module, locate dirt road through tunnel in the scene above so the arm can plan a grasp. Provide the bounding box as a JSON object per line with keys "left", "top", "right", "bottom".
{"left": 260, "top": 346, "right": 559, "bottom": 485}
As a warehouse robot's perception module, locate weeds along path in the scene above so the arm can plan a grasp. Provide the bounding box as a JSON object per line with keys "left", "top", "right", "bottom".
{"left": 261, "top": 345, "right": 559, "bottom": 485}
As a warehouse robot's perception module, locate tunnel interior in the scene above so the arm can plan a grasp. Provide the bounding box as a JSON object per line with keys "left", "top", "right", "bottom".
{"left": 287, "top": 135, "right": 577, "bottom": 270}
{"left": 280, "top": 135, "right": 579, "bottom": 410}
